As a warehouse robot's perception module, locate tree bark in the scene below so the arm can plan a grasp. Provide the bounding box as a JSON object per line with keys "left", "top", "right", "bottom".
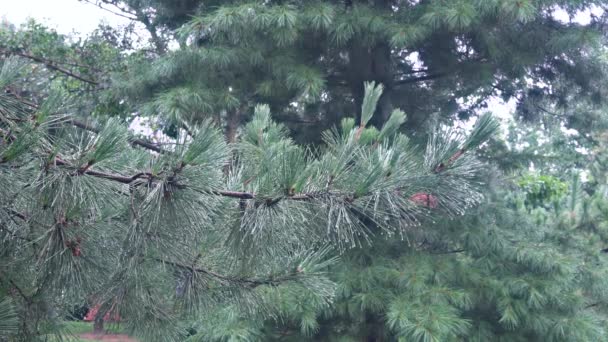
{"left": 346, "top": 0, "right": 395, "bottom": 128}
{"left": 369, "top": 41, "right": 394, "bottom": 128}
{"left": 223, "top": 107, "right": 242, "bottom": 174}
{"left": 225, "top": 107, "right": 242, "bottom": 144}
{"left": 347, "top": 40, "right": 394, "bottom": 129}
{"left": 92, "top": 302, "right": 111, "bottom": 334}
{"left": 93, "top": 317, "right": 105, "bottom": 334}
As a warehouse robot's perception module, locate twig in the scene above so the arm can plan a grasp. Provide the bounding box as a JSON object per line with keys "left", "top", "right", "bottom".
{"left": 1, "top": 277, "right": 32, "bottom": 304}
{"left": 54, "top": 156, "right": 154, "bottom": 183}
{"left": 81, "top": 0, "right": 138, "bottom": 20}
{"left": 1, "top": 49, "right": 99, "bottom": 85}
{"left": 70, "top": 119, "right": 166, "bottom": 154}
{"left": 430, "top": 249, "right": 466, "bottom": 255}
{"left": 0, "top": 92, "right": 166, "bottom": 154}
{"left": 394, "top": 72, "right": 447, "bottom": 86}
{"left": 152, "top": 257, "right": 296, "bottom": 287}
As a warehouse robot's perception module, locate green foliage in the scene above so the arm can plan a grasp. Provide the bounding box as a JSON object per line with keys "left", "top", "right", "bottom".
{"left": 0, "top": 56, "right": 495, "bottom": 341}
{"left": 0, "top": 295, "right": 18, "bottom": 337}
{"left": 359, "top": 82, "right": 383, "bottom": 127}
{"left": 518, "top": 174, "right": 569, "bottom": 208}
{"left": 3, "top": 0, "right": 608, "bottom": 340}
{"left": 249, "top": 179, "right": 608, "bottom": 341}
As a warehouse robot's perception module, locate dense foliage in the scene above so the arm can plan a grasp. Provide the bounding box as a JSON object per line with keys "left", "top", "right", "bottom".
{"left": 3, "top": 0, "right": 608, "bottom": 341}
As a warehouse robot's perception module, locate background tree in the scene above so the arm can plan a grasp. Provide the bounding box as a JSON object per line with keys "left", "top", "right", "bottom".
{"left": 87, "top": 0, "right": 608, "bottom": 144}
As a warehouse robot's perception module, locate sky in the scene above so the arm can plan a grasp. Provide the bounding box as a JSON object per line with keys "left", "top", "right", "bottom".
{"left": 1, "top": 0, "right": 130, "bottom": 35}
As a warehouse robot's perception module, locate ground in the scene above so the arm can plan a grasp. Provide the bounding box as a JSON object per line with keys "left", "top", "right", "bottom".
{"left": 56, "top": 321, "right": 139, "bottom": 342}
{"left": 77, "top": 333, "right": 138, "bottom": 341}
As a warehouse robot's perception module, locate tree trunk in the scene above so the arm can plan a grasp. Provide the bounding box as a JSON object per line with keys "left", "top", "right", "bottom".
{"left": 223, "top": 107, "right": 242, "bottom": 174}
{"left": 93, "top": 302, "right": 110, "bottom": 334}
{"left": 347, "top": 40, "right": 394, "bottom": 129}
{"left": 224, "top": 108, "right": 241, "bottom": 145}
{"left": 369, "top": 41, "right": 394, "bottom": 128}
{"left": 346, "top": 0, "right": 394, "bottom": 129}
{"left": 93, "top": 317, "right": 104, "bottom": 334}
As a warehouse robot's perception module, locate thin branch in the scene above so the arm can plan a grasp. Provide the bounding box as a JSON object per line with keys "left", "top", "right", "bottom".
{"left": 50, "top": 58, "right": 103, "bottom": 73}
{"left": 3, "top": 88, "right": 39, "bottom": 109}
{"left": 6, "top": 208, "right": 27, "bottom": 221}
{"left": 585, "top": 302, "right": 602, "bottom": 309}
{"left": 0, "top": 275, "right": 32, "bottom": 303}
{"left": 49, "top": 155, "right": 332, "bottom": 202}
{"left": 434, "top": 149, "right": 465, "bottom": 173}
{"left": 1, "top": 92, "right": 165, "bottom": 154}
{"left": 152, "top": 257, "right": 297, "bottom": 287}
{"left": 70, "top": 119, "right": 166, "bottom": 154}
{"left": 1, "top": 49, "right": 99, "bottom": 85}
{"left": 81, "top": 0, "right": 138, "bottom": 20}
{"left": 54, "top": 156, "right": 153, "bottom": 183}
{"left": 135, "top": 8, "right": 167, "bottom": 54}
{"left": 394, "top": 72, "right": 447, "bottom": 86}
{"left": 430, "top": 249, "right": 466, "bottom": 255}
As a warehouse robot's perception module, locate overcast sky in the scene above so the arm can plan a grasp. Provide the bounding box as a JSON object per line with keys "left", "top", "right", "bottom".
{"left": 1, "top": 0, "right": 130, "bottom": 34}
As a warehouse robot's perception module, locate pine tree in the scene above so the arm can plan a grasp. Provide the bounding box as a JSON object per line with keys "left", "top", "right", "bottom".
{"left": 0, "top": 55, "right": 496, "bottom": 341}
{"left": 214, "top": 176, "right": 608, "bottom": 341}
{"left": 3, "top": 1, "right": 608, "bottom": 341}
{"left": 87, "top": 0, "right": 608, "bottom": 144}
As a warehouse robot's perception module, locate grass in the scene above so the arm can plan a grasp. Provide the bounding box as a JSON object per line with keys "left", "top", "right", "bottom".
{"left": 63, "top": 320, "right": 127, "bottom": 334}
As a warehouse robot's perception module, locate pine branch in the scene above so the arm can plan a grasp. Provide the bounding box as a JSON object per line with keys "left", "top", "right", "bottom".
{"left": 585, "top": 302, "right": 602, "bottom": 309}
{"left": 5, "top": 208, "right": 27, "bottom": 221}
{"left": 0, "top": 49, "right": 99, "bottom": 85}
{"left": 70, "top": 119, "right": 165, "bottom": 153}
{"left": 151, "top": 257, "right": 299, "bottom": 287}
{"left": 53, "top": 156, "right": 152, "bottom": 183}
{"left": 0, "top": 275, "right": 31, "bottom": 304}
{"left": 434, "top": 113, "right": 499, "bottom": 173}
{"left": 80, "top": 0, "right": 139, "bottom": 20}
{"left": 44, "top": 155, "right": 352, "bottom": 203}
{"left": 394, "top": 72, "right": 447, "bottom": 86}
{"left": 6, "top": 80, "right": 169, "bottom": 153}
{"left": 430, "top": 249, "right": 466, "bottom": 255}
{"left": 1, "top": 91, "right": 166, "bottom": 154}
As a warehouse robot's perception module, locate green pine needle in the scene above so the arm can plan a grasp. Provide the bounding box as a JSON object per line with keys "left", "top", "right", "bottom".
{"left": 360, "top": 82, "right": 384, "bottom": 127}
{"left": 84, "top": 118, "right": 128, "bottom": 165}
{"left": 378, "top": 109, "right": 407, "bottom": 141}
{"left": 463, "top": 112, "right": 500, "bottom": 151}
{"left": 0, "top": 296, "right": 18, "bottom": 337}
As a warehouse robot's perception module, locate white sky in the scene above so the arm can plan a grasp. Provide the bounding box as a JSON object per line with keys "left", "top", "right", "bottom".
{"left": 0, "top": 0, "right": 130, "bottom": 35}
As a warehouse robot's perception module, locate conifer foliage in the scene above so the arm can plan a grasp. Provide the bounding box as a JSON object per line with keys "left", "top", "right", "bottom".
{"left": 3, "top": 0, "right": 608, "bottom": 341}
{"left": 0, "top": 56, "right": 496, "bottom": 341}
